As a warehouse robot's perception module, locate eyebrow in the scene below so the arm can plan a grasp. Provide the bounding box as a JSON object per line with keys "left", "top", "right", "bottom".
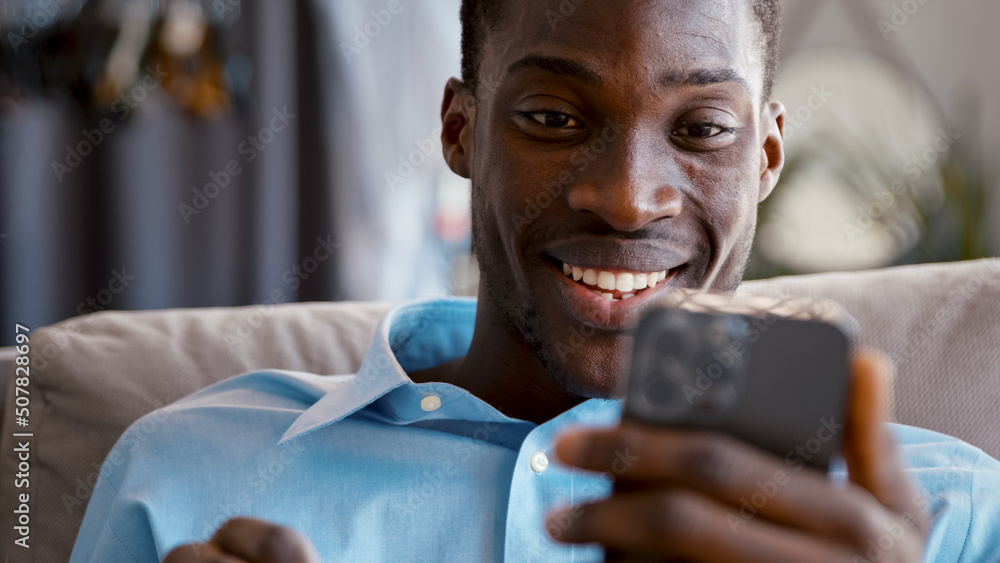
{"left": 660, "top": 68, "right": 750, "bottom": 93}
{"left": 506, "top": 55, "right": 602, "bottom": 85}
{"left": 506, "top": 54, "right": 750, "bottom": 94}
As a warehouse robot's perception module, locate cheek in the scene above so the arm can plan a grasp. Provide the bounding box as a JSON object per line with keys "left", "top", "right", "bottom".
{"left": 472, "top": 139, "right": 543, "bottom": 271}
{"left": 676, "top": 148, "right": 760, "bottom": 233}
{"left": 477, "top": 134, "right": 569, "bottom": 234}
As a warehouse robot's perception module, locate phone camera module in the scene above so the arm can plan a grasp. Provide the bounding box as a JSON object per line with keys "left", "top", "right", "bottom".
{"left": 636, "top": 311, "right": 751, "bottom": 416}
{"left": 642, "top": 358, "right": 689, "bottom": 407}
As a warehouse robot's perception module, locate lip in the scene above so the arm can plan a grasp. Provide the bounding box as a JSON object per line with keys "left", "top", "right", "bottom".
{"left": 542, "top": 238, "right": 687, "bottom": 274}
{"left": 544, "top": 257, "right": 685, "bottom": 331}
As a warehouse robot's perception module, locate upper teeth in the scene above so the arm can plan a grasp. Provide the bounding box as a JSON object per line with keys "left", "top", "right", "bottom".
{"left": 562, "top": 263, "right": 668, "bottom": 291}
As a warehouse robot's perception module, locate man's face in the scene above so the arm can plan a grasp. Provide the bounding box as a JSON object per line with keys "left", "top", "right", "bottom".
{"left": 444, "top": 0, "right": 784, "bottom": 399}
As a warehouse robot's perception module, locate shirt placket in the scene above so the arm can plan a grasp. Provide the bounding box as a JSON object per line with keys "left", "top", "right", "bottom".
{"left": 503, "top": 425, "right": 612, "bottom": 562}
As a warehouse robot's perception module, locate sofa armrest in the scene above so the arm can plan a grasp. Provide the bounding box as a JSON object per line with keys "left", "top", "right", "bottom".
{"left": 0, "top": 300, "right": 394, "bottom": 563}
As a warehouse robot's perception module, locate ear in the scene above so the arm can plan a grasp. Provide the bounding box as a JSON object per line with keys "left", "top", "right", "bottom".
{"left": 440, "top": 77, "right": 475, "bottom": 179}
{"left": 758, "top": 101, "right": 785, "bottom": 203}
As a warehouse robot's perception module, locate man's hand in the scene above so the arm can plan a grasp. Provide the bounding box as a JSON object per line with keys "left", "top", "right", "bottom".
{"left": 163, "top": 517, "right": 320, "bottom": 563}
{"left": 546, "top": 350, "right": 931, "bottom": 562}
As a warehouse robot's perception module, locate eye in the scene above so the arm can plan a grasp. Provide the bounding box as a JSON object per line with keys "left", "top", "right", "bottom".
{"left": 673, "top": 122, "right": 729, "bottom": 138}
{"left": 526, "top": 111, "right": 581, "bottom": 129}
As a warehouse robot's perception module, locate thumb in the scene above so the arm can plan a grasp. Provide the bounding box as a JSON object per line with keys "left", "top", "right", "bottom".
{"left": 842, "top": 349, "right": 918, "bottom": 513}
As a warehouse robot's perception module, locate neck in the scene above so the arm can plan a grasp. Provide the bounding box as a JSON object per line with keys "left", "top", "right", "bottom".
{"left": 409, "top": 296, "right": 585, "bottom": 425}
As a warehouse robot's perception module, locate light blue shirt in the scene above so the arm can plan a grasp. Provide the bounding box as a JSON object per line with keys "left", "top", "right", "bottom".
{"left": 70, "top": 298, "right": 1000, "bottom": 562}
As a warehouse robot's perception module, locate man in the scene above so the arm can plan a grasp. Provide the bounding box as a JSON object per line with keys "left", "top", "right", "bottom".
{"left": 71, "top": 1, "right": 1000, "bottom": 561}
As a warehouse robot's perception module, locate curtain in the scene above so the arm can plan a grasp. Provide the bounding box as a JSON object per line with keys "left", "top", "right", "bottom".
{"left": 0, "top": 0, "right": 337, "bottom": 345}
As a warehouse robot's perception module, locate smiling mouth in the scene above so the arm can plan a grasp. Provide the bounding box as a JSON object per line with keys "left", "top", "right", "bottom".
{"left": 556, "top": 261, "right": 679, "bottom": 301}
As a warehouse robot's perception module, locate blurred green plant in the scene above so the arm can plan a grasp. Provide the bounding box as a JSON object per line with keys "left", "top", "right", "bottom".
{"left": 907, "top": 143, "right": 994, "bottom": 263}
{"left": 746, "top": 137, "right": 994, "bottom": 280}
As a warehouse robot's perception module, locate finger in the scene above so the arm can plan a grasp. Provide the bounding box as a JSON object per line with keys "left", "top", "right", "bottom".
{"left": 553, "top": 423, "right": 883, "bottom": 543}
{"left": 210, "top": 517, "right": 319, "bottom": 563}
{"left": 546, "top": 488, "right": 852, "bottom": 563}
{"left": 163, "top": 542, "right": 247, "bottom": 563}
{"left": 842, "top": 350, "right": 925, "bottom": 518}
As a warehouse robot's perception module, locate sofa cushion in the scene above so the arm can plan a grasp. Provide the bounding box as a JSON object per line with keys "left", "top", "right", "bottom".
{"left": 739, "top": 258, "right": 1000, "bottom": 459}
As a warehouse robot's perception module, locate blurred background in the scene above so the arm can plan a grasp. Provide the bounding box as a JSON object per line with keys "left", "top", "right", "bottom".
{"left": 0, "top": 0, "right": 996, "bottom": 345}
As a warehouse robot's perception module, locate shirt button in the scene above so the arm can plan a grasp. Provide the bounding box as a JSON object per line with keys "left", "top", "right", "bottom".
{"left": 420, "top": 395, "right": 441, "bottom": 412}
{"left": 530, "top": 451, "right": 549, "bottom": 473}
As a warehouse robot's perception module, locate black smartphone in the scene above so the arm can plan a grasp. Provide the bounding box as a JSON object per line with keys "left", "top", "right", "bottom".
{"left": 622, "top": 300, "right": 853, "bottom": 471}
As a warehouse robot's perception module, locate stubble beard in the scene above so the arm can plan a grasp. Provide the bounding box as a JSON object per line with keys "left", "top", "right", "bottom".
{"left": 468, "top": 176, "right": 603, "bottom": 401}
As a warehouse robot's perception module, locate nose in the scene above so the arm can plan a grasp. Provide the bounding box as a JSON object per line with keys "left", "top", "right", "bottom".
{"left": 565, "top": 129, "right": 683, "bottom": 232}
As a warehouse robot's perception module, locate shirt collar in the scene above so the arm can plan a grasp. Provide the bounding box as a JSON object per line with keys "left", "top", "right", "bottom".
{"left": 279, "top": 297, "right": 623, "bottom": 446}
{"left": 279, "top": 298, "right": 478, "bottom": 444}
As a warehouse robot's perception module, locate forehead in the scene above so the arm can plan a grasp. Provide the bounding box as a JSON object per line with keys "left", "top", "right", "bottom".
{"left": 481, "top": 0, "right": 762, "bottom": 98}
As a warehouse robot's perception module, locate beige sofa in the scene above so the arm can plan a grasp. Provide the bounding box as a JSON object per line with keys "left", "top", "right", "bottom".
{"left": 1, "top": 259, "right": 999, "bottom": 563}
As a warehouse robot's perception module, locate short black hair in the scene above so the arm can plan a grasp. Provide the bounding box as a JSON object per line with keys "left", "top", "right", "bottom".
{"left": 460, "top": 0, "right": 782, "bottom": 102}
